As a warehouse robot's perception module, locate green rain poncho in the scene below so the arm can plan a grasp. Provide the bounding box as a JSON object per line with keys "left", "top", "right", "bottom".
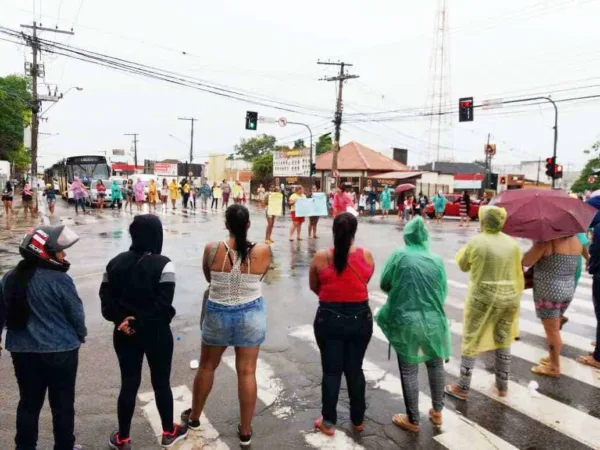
{"left": 456, "top": 206, "right": 524, "bottom": 357}
{"left": 375, "top": 217, "right": 451, "bottom": 364}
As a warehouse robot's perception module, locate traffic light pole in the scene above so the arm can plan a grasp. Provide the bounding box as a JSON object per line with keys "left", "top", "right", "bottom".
{"left": 286, "top": 121, "right": 313, "bottom": 178}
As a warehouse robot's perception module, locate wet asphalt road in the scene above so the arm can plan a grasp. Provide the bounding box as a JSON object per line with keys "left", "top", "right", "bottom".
{"left": 0, "top": 200, "right": 598, "bottom": 450}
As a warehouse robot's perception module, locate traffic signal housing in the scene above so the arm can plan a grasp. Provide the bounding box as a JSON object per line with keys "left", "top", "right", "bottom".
{"left": 459, "top": 97, "right": 474, "bottom": 122}
{"left": 310, "top": 163, "right": 316, "bottom": 176}
{"left": 545, "top": 157, "right": 555, "bottom": 178}
{"left": 554, "top": 164, "right": 563, "bottom": 180}
{"left": 245, "top": 111, "right": 258, "bottom": 130}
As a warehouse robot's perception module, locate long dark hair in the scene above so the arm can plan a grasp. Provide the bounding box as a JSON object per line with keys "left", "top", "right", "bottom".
{"left": 226, "top": 204, "right": 251, "bottom": 262}
{"left": 333, "top": 212, "right": 358, "bottom": 274}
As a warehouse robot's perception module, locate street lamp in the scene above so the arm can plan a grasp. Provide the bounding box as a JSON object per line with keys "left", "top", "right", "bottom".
{"left": 40, "top": 86, "right": 83, "bottom": 118}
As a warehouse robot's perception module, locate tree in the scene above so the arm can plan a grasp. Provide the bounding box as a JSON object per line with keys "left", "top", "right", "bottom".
{"left": 571, "top": 140, "right": 600, "bottom": 193}
{"left": 316, "top": 133, "right": 332, "bottom": 156}
{"left": 234, "top": 134, "right": 276, "bottom": 161}
{"left": 0, "top": 75, "right": 32, "bottom": 170}
{"left": 252, "top": 152, "right": 273, "bottom": 183}
{"left": 293, "top": 139, "right": 305, "bottom": 149}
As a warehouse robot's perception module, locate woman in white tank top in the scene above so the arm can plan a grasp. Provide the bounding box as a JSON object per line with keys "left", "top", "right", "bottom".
{"left": 181, "top": 204, "right": 271, "bottom": 447}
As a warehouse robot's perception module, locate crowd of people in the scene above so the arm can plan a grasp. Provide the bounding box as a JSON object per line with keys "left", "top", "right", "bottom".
{"left": 0, "top": 187, "right": 598, "bottom": 449}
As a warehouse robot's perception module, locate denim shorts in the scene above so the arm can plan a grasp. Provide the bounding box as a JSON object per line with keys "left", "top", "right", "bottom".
{"left": 201, "top": 297, "right": 266, "bottom": 347}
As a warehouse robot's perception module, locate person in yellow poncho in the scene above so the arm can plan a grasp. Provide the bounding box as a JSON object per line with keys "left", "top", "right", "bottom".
{"left": 376, "top": 217, "right": 450, "bottom": 432}
{"left": 148, "top": 179, "right": 158, "bottom": 211}
{"left": 445, "top": 206, "right": 524, "bottom": 401}
{"left": 168, "top": 179, "right": 179, "bottom": 209}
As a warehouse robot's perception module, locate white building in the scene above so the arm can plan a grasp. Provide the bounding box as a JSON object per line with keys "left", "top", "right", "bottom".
{"left": 273, "top": 148, "right": 310, "bottom": 177}
{"left": 494, "top": 160, "right": 580, "bottom": 191}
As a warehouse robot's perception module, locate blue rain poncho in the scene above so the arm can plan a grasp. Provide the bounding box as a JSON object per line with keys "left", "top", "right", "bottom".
{"left": 456, "top": 206, "right": 524, "bottom": 357}
{"left": 375, "top": 217, "right": 451, "bottom": 364}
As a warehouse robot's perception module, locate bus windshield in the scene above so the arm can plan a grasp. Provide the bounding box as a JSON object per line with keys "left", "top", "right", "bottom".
{"left": 67, "top": 161, "right": 110, "bottom": 186}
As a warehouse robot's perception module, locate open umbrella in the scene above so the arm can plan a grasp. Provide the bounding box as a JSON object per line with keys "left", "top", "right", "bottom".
{"left": 395, "top": 183, "right": 415, "bottom": 194}
{"left": 491, "top": 188, "right": 597, "bottom": 241}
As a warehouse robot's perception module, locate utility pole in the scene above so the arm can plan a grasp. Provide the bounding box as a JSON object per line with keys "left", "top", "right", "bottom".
{"left": 536, "top": 157, "right": 541, "bottom": 186}
{"left": 178, "top": 117, "right": 197, "bottom": 163}
{"left": 317, "top": 61, "right": 359, "bottom": 177}
{"left": 124, "top": 133, "right": 139, "bottom": 169}
{"left": 484, "top": 133, "right": 491, "bottom": 190}
{"left": 20, "top": 21, "right": 73, "bottom": 208}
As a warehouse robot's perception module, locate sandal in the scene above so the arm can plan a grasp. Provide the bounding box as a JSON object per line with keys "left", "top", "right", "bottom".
{"left": 392, "top": 414, "right": 419, "bottom": 432}
{"left": 560, "top": 316, "right": 569, "bottom": 330}
{"left": 539, "top": 356, "right": 550, "bottom": 366}
{"left": 429, "top": 409, "right": 442, "bottom": 426}
{"left": 352, "top": 422, "right": 364, "bottom": 433}
{"left": 444, "top": 384, "right": 468, "bottom": 401}
{"left": 576, "top": 355, "right": 600, "bottom": 369}
{"left": 314, "top": 417, "right": 335, "bottom": 436}
{"left": 531, "top": 364, "right": 561, "bottom": 378}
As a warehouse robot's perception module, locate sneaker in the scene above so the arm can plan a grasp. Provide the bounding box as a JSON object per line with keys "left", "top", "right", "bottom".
{"left": 161, "top": 424, "right": 188, "bottom": 448}
{"left": 237, "top": 424, "right": 252, "bottom": 447}
{"left": 180, "top": 408, "right": 201, "bottom": 431}
{"left": 73, "top": 446, "right": 83, "bottom": 450}
{"left": 109, "top": 431, "right": 131, "bottom": 450}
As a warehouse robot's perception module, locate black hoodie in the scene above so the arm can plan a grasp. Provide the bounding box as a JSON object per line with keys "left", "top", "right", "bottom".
{"left": 99, "top": 215, "right": 175, "bottom": 326}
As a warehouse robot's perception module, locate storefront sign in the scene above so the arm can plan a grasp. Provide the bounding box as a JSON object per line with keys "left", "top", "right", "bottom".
{"left": 154, "top": 163, "right": 177, "bottom": 176}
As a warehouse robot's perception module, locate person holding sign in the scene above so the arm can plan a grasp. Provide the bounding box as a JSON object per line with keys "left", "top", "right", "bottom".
{"left": 289, "top": 186, "right": 306, "bottom": 241}
{"left": 264, "top": 185, "right": 281, "bottom": 244}
{"left": 309, "top": 185, "right": 322, "bottom": 239}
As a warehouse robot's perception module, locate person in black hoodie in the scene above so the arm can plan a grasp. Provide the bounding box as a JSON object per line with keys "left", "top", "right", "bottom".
{"left": 100, "top": 215, "right": 188, "bottom": 450}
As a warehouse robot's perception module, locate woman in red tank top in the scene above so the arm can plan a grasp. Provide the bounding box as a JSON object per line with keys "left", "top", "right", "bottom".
{"left": 309, "top": 212, "right": 374, "bottom": 436}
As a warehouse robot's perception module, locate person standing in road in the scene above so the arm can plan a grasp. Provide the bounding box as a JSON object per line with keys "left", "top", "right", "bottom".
{"left": 221, "top": 180, "right": 231, "bottom": 209}
{"left": 69, "top": 177, "right": 87, "bottom": 215}
{"left": 200, "top": 181, "right": 212, "bottom": 211}
{"left": 289, "top": 185, "right": 307, "bottom": 241}
{"left": 309, "top": 212, "right": 375, "bottom": 436}
{"left": 264, "top": 185, "right": 277, "bottom": 244}
{"left": 124, "top": 179, "right": 134, "bottom": 213}
{"left": 134, "top": 178, "right": 146, "bottom": 213}
{"left": 579, "top": 220, "right": 600, "bottom": 369}
{"left": 367, "top": 187, "right": 378, "bottom": 216}
{"left": 100, "top": 215, "right": 188, "bottom": 450}
{"left": 233, "top": 181, "right": 244, "bottom": 204}
{"left": 308, "top": 185, "right": 321, "bottom": 239}
{"left": 181, "top": 179, "right": 191, "bottom": 209}
{"left": 257, "top": 184, "right": 266, "bottom": 203}
{"left": 418, "top": 192, "right": 429, "bottom": 219}
{"left": 432, "top": 191, "right": 447, "bottom": 225}
{"left": 381, "top": 185, "right": 392, "bottom": 219}
{"left": 523, "top": 233, "right": 582, "bottom": 377}
{"left": 160, "top": 179, "right": 169, "bottom": 209}
{"left": 459, "top": 191, "right": 471, "bottom": 228}
{"left": 358, "top": 189, "right": 367, "bottom": 217}
{"left": 43, "top": 183, "right": 57, "bottom": 216}
{"left": 210, "top": 182, "right": 219, "bottom": 210}
{"left": 332, "top": 183, "right": 353, "bottom": 217}
{"left": 168, "top": 179, "right": 179, "bottom": 210}
{"left": 376, "top": 217, "right": 451, "bottom": 432}
{"left": 445, "top": 206, "right": 523, "bottom": 400}
{"left": 22, "top": 181, "right": 35, "bottom": 218}
{"left": 0, "top": 225, "right": 86, "bottom": 450}
{"left": 2, "top": 180, "right": 16, "bottom": 218}
{"left": 148, "top": 179, "right": 158, "bottom": 212}
{"left": 96, "top": 180, "right": 107, "bottom": 212}
{"left": 111, "top": 180, "right": 123, "bottom": 211}
{"left": 182, "top": 205, "right": 271, "bottom": 447}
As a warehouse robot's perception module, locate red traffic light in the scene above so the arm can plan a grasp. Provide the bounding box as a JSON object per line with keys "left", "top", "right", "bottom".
{"left": 556, "top": 165, "right": 563, "bottom": 173}
{"left": 546, "top": 157, "right": 553, "bottom": 165}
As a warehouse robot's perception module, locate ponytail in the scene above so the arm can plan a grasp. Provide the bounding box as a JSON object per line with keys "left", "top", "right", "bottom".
{"left": 225, "top": 204, "right": 250, "bottom": 262}
{"left": 333, "top": 212, "right": 358, "bottom": 274}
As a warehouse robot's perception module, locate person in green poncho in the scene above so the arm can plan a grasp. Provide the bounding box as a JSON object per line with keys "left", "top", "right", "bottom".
{"left": 380, "top": 185, "right": 392, "bottom": 218}
{"left": 432, "top": 191, "right": 448, "bottom": 225}
{"left": 376, "top": 216, "right": 450, "bottom": 432}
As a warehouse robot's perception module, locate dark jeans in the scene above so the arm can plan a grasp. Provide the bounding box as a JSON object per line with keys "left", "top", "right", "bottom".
{"left": 113, "top": 322, "right": 174, "bottom": 438}
{"left": 74, "top": 198, "right": 85, "bottom": 213}
{"left": 369, "top": 203, "right": 375, "bottom": 216}
{"left": 182, "top": 193, "right": 190, "bottom": 209}
{"left": 12, "top": 349, "right": 79, "bottom": 450}
{"left": 593, "top": 274, "right": 600, "bottom": 361}
{"left": 314, "top": 302, "right": 373, "bottom": 426}
{"left": 111, "top": 199, "right": 122, "bottom": 209}
{"left": 211, "top": 197, "right": 218, "bottom": 209}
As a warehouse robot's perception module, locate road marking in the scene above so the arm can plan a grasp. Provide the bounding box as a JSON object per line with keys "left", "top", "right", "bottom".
{"left": 138, "top": 385, "right": 229, "bottom": 449}
{"left": 449, "top": 322, "right": 600, "bottom": 389}
{"left": 368, "top": 324, "right": 600, "bottom": 450}
{"left": 290, "top": 326, "right": 516, "bottom": 450}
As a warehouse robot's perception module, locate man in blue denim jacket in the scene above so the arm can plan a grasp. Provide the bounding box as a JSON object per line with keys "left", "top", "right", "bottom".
{"left": 0, "top": 225, "right": 86, "bottom": 450}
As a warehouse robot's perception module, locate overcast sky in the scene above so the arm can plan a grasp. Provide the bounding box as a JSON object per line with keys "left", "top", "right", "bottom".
{"left": 1, "top": 0, "right": 599, "bottom": 171}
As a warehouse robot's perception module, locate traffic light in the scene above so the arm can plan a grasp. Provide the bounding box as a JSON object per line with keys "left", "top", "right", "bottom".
{"left": 459, "top": 97, "right": 474, "bottom": 122}
{"left": 500, "top": 176, "right": 506, "bottom": 185}
{"left": 310, "top": 163, "right": 316, "bottom": 176}
{"left": 554, "top": 164, "right": 563, "bottom": 179}
{"left": 545, "top": 156, "right": 555, "bottom": 178}
{"left": 245, "top": 111, "right": 258, "bottom": 130}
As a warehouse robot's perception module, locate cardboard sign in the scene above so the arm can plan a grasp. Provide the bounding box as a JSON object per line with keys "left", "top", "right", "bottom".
{"left": 213, "top": 187, "right": 222, "bottom": 199}
{"left": 295, "top": 192, "right": 328, "bottom": 217}
{"left": 267, "top": 192, "right": 283, "bottom": 216}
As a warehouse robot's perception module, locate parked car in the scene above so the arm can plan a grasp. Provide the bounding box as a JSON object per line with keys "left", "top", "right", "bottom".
{"left": 426, "top": 193, "right": 480, "bottom": 220}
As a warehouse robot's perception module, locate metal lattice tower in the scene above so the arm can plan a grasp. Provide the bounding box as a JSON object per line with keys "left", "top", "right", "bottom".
{"left": 426, "top": 0, "right": 453, "bottom": 164}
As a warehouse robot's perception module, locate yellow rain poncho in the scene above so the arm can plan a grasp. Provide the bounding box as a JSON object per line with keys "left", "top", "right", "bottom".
{"left": 456, "top": 206, "right": 524, "bottom": 357}
{"left": 375, "top": 217, "right": 451, "bottom": 364}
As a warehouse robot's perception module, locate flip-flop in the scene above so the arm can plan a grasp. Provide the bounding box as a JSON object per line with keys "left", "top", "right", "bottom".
{"left": 392, "top": 414, "right": 419, "bottom": 432}
{"left": 429, "top": 409, "right": 442, "bottom": 426}
{"left": 531, "top": 364, "right": 561, "bottom": 378}
{"left": 444, "top": 384, "right": 468, "bottom": 401}
{"left": 576, "top": 355, "right": 600, "bottom": 369}
{"left": 539, "top": 356, "right": 550, "bottom": 365}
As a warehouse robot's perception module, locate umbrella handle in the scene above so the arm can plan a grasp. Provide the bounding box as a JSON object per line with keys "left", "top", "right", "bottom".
{"left": 388, "top": 343, "right": 391, "bottom": 360}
